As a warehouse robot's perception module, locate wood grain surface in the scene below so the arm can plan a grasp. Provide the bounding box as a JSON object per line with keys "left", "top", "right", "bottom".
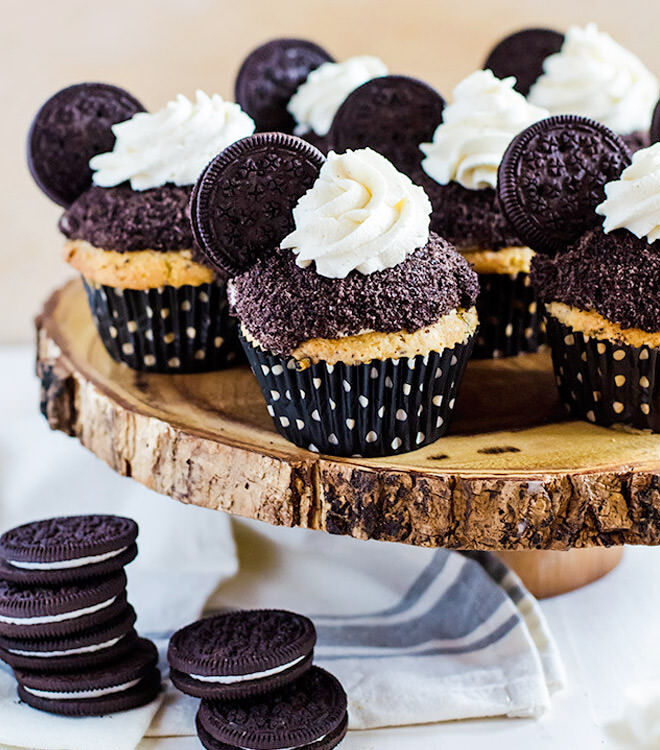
{"left": 35, "top": 278, "right": 660, "bottom": 552}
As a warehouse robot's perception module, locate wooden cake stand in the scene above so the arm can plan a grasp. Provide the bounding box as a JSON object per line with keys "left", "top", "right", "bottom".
{"left": 35, "top": 279, "right": 660, "bottom": 597}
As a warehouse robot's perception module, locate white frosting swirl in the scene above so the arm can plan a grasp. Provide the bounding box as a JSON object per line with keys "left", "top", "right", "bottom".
{"left": 420, "top": 70, "right": 548, "bottom": 190}
{"left": 281, "top": 148, "right": 431, "bottom": 278}
{"left": 528, "top": 24, "right": 659, "bottom": 135}
{"left": 287, "top": 56, "right": 388, "bottom": 137}
{"left": 596, "top": 142, "right": 660, "bottom": 242}
{"left": 90, "top": 90, "right": 255, "bottom": 190}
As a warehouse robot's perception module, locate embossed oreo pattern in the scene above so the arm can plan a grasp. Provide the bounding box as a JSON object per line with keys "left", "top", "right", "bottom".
{"left": 546, "top": 315, "right": 660, "bottom": 432}
{"left": 191, "top": 134, "right": 325, "bottom": 276}
{"left": 241, "top": 332, "right": 474, "bottom": 457}
{"left": 329, "top": 75, "right": 445, "bottom": 183}
{"left": 235, "top": 39, "right": 334, "bottom": 133}
{"left": 28, "top": 83, "right": 145, "bottom": 207}
{"left": 0, "top": 515, "right": 137, "bottom": 562}
{"left": 498, "top": 115, "right": 631, "bottom": 255}
{"left": 484, "top": 28, "right": 565, "bottom": 95}
{"left": 196, "top": 666, "right": 347, "bottom": 750}
{"left": 83, "top": 279, "right": 242, "bottom": 373}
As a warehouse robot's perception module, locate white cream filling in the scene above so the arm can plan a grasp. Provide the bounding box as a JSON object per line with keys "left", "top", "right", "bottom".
{"left": 7, "top": 547, "right": 129, "bottom": 571}
{"left": 190, "top": 654, "right": 306, "bottom": 684}
{"left": 8, "top": 636, "right": 122, "bottom": 658}
{"left": 0, "top": 596, "right": 117, "bottom": 626}
{"left": 24, "top": 678, "right": 140, "bottom": 701}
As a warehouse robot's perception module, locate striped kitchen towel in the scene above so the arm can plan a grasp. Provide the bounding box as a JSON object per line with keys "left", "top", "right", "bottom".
{"left": 148, "top": 519, "right": 564, "bottom": 735}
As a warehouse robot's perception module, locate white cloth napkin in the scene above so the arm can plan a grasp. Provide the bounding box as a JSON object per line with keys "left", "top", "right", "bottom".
{"left": 0, "top": 345, "right": 564, "bottom": 747}
{"left": 0, "top": 346, "right": 237, "bottom": 750}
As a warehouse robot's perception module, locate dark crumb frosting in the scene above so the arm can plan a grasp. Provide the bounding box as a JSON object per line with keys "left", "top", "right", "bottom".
{"left": 531, "top": 226, "right": 660, "bottom": 333}
{"left": 620, "top": 130, "right": 650, "bottom": 153}
{"left": 427, "top": 182, "right": 524, "bottom": 251}
{"left": 59, "top": 184, "right": 203, "bottom": 256}
{"left": 228, "top": 232, "right": 479, "bottom": 355}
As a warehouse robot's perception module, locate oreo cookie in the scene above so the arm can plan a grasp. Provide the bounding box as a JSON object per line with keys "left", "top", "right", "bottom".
{"left": 190, "top": 133, "right": 325, "bottom": 275}
{"left": 196, "top": 666, "right": 347, "bottom": 750}
{"left": 0, "top": 605, "right": 137, "bottom": 672}
{"left": 235, "top": 38, "right": 334, "bottom": 133}
{"left": 497, "top": 115, "right": 631, "bottom": 255}
{"left": 329, "top": 75, "right": 445, "bottom": 182}
{"left": 15, "top": 638, "right": 160, "bottom": 716}
{"left": 650, "top": 99, "right": 660, "bottom": 144}
{"left": 167, "top": 609, "right": 316, "bottom": 700}
{"left": 484, "top": 28, "right": 565, "bottom": 95}
{"left": 0, "top": 515, "right": 138, "bottom": 584}
{"left": 27, "top": 83, "right": 144, "bottom": 207}
{"left": 0, "top": 571, "right": 127, "bottom": 639}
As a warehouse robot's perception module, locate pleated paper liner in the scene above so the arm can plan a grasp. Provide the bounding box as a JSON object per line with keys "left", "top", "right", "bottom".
{"left": 472, "top": 271, "right": 544, "bottom": 359}
{"left": 83, "top": 278, "right": 244, "bottom": 373}
{"left": 545, "top": 314, "right": 660, "bottom": 432}
{"left": 240, "top": 331, "right": 475, "bottom": 457}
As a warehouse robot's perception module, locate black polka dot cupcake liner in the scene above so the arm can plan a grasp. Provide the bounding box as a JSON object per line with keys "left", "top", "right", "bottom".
{"left": 545, "top": 314, "right": 660, "bottom": 432}
{"left": 472, "top": 272, "right": 544, "bottom": 359}
{"left": 240, "top": 331, "right": 475, "bottom": 457}
{"left": 83, "top": 278, "right": 244, "bottom": 373}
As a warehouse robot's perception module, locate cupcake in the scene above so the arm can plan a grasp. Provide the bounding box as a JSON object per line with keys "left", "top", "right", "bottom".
{"left": 496, "top": 114, "right": 660, "bottom": 430}
{"left": 419, "top": 70, "right": 549, "bottom": 358}
{"left": 189, "top": 134, "right": 479, "bottom": 457}
{"left": 28, "top": 85, "right": 255, "bottom": 372}
{"left": 485, "top": 24, "right": 660, "bottom": 152}
{"left": 234, "top": 38, "right": 387, "bottom": 152}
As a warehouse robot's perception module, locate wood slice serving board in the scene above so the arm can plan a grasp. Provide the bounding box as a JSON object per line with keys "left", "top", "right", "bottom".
{"left": 35, "top": 279, "right": 660, "bottom": 594}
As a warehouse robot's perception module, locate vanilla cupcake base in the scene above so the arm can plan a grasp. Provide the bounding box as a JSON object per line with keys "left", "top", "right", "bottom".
{"left": 461, "top": 246, "right": 542, "bottom": 359}
{"left": 240, "top": 310, "right": 476, "bottom": 457}
{"left": 545, "top": 306, "right": 660, "bottom": 432}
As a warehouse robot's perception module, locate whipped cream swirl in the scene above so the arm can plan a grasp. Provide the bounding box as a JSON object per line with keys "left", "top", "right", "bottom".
{"left": 287, "top": 55, "right": 388, "bottom": 137}
{"left": 90, "top": 90, "right": 255, "bottom": 190}
{"left": 281, "top": 148, "right": 431, "bottom": 278}
{"left": 597, "top": 142, "right": 660, "bottom": 242}
{"left": 420, "top": 69, "right": 548, "bottom": 191}
{"left": 528, "top": 24, "right": 659, "bottom": 135}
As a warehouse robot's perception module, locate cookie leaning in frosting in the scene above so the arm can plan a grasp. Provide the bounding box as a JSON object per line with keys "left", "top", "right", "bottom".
{"left": 28, "top": 85, "right": 255, "bottom": 372}
{"left": 419, "top": 70, "right": 548, "bottom": 358}
{"left": 191, "top": 133, "right": 478, "bottom": 457}
{"left": 485, "top": 23, "right": 659, "bottom": 152}
{"left": 497, "top": 115, "right": 660, "bottom": 431}
{"left": 235, "top": 38, "right": 387, "bottom": 151}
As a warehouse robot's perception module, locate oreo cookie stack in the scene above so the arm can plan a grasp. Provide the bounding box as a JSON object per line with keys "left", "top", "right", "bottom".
{"left": 0, "top": 515, "right": 161, "bottom": 715}
{"left": 168, "top": 610, "right": 348, "bottom": 750}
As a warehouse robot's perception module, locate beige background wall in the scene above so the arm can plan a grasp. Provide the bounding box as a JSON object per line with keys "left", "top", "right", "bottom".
{"left": 2, "top": 0, "right": 659, "bottom": 343}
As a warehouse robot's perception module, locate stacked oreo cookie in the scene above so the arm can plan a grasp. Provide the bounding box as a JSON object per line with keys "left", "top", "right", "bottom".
{"left": 168, "top": 610, "right": 348, "bottom": 750}
{"left": 0, "top": 515, "right": 161, "bottom": 715}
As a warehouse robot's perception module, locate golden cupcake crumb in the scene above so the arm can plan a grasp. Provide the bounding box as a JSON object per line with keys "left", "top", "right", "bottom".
{"left": 243, "top": 307, "right": 478, "bottom": 366}
{"left": 64, "top": 239, "right": 216, "bottom": 290}
{"left": 461, "top": 246, "right": 534, "bottom": 276}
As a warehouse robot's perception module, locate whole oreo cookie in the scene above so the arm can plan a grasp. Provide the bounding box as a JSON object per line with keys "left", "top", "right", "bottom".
{"left": 330, "top": 75, "right": 445, "bottom": 182}
{"left": 15, "top": 638, "right": 160, "bottom": 716}
{"left": 27, "top": 83, "right": 144, "bottom": 207}
{"left": 484, "top": 28, "right": 565, "bottom": 95}
{"left": 0, "top": 514, "right": 138, "bottom": 584}
{"left": 497, "top": 115, "right": 631, "bottom": 255}
{"left": 168, "top": 609, "right": 316, "bottom": 700}
{"left": 196, "top": 666, "right": 347, "bottom": 750}
{"left": 650, "top": 99, "right": 660, "bottom": 144}
{"left": 191, "top": 133, "right": 325, "bottom": 275}
{"left": 235, "top": 38, "right": 334, "bottom": 133}
{"left": 0, "top": 605, "right": 137, "bottom": 672}
{"left": 0, "top": 571, "right": 127, "bottom": 639}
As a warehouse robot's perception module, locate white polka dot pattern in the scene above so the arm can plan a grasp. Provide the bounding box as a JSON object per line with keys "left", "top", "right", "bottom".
{"left": 472, "top": 271, "right": 543, "bottom": 359}
{"left": 240, "top": 331, "right": 474, "bottom": 457}
{"left": 83, "top": 278, "right": 242, "bottom": 373}
{"left": 546, "top": 315, "right": 659, "bottom": 431}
